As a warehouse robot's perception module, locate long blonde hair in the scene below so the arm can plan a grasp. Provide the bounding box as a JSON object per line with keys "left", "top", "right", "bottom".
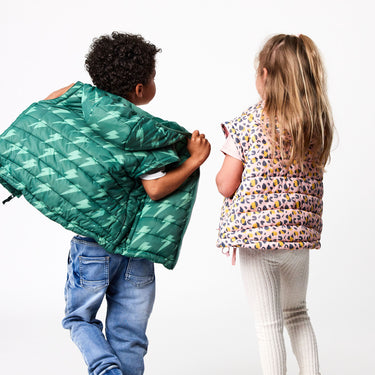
{"left": 257, "top": 34, "right": 334, "bottom": 168}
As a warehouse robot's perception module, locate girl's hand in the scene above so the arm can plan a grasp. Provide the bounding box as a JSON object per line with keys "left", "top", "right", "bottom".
{"left": 187, "top": 130, "right": 211, "bottom": 166}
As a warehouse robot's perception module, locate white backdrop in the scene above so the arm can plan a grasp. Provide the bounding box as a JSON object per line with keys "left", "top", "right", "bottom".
{"left": 1, "top": 1, "right": 374, "bottom": 374}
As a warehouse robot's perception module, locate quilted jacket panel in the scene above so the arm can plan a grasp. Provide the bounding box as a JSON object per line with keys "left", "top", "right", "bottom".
{"left": 0, "top": 82, "right": 199, "bottom": 269}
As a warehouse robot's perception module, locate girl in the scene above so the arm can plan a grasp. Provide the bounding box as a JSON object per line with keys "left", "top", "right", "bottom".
{"left": 216, "top": 34, "right": 334, "bottom": 375}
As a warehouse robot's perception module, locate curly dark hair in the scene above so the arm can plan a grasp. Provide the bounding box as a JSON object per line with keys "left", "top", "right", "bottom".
{"left": 85, "top": 32, "right": 161, "bottom": 98}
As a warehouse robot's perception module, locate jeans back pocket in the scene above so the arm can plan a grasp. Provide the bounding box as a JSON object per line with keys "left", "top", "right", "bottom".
{"left": 125, "top": 258, "right": 155, "bottom": 288}
{"left": 79, "top": 256, "right": 109, "bottom": 291}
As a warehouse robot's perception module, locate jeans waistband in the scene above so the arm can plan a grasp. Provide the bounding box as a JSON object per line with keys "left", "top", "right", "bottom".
{"left": 73, "top": 235, "right": 97, "bottom": 243}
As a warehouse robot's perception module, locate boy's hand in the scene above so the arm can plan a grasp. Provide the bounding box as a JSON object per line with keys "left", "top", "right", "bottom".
{"left": 142, "top": 130, "right": 210, "bottom": 200}
{"left": 44, "top": 83, "right": 75, "bottom": 100}
{"left": 187, "top": 130, "right": 211, "bottom": 166}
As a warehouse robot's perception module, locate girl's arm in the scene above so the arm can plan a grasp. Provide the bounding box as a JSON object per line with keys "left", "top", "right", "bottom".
{"left": 142, "top": 130, "right": 210, "bottom": 201}
{"left": 216, "top": 155, "right": 243, "bottom": 198}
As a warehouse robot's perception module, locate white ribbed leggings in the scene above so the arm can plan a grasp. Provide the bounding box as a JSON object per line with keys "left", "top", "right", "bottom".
{"left": 239, "top": 248, "right": 320, "bottom": 375}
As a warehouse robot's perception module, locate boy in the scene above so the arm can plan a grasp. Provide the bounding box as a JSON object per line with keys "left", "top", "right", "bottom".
{"left": 0, "top": 32, "right": 210, "bottom": 375}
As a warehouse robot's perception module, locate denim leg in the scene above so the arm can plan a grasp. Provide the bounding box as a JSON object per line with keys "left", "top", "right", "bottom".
{"left": 62, "top": 237, "right": 123, "bottom": 375}
{"left": 105, "top": 257, "right": 156, "bottom": 375}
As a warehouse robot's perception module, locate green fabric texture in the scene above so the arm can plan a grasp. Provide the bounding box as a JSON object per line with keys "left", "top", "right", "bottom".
{"left": 0, "top": 82, "right": 199, "bottom": 269}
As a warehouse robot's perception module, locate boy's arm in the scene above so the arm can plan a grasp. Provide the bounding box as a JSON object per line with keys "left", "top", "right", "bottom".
{"left": 142, "top": 130, "right": 210, "bottom": 201}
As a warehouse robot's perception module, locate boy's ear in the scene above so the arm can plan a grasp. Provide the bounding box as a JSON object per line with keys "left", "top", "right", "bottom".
{"left": 134, "top": 83, "right": 144, "bottom": 98}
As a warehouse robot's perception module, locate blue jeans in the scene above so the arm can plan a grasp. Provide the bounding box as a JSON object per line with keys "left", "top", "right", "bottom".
{"left": 62, "top": 236, "right": 156, "bottom": 375}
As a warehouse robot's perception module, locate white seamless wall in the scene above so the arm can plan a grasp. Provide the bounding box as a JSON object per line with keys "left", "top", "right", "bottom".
{"left": 0, "top": 1, "right": 374, "bottom": 374}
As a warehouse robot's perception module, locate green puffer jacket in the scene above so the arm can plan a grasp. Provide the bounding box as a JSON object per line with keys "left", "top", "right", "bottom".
{"left": 0, "top": 82, "right": 199, "bottom": 269}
